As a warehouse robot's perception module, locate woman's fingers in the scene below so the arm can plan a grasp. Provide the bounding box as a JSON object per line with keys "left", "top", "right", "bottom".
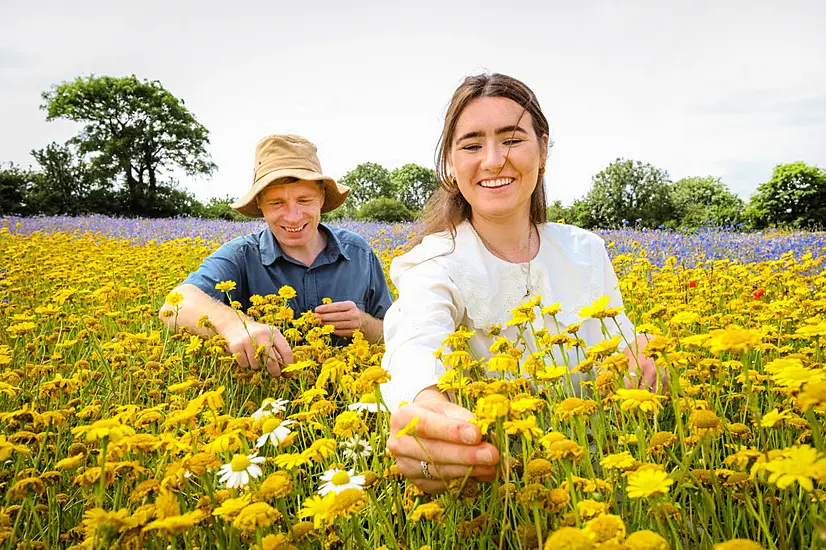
{"left": 396, "top": 457, "right": 497, "bottom": 480}
{"left": 391, "top": 403, "right": 481, "bottom": 446}
{"left": 388, "top": 436, "right": 499, "bottom": 467}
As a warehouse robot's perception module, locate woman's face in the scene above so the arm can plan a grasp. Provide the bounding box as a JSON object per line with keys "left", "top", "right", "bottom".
{"left": 449, "top": 96, "right": 548, "bottom": 223}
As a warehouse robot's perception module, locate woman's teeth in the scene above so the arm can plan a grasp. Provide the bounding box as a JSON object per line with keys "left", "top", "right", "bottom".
{"left": 479, "top": 178, "right": 512, "bottom": 188}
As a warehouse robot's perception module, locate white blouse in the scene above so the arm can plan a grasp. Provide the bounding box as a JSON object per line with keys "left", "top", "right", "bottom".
{"left": 379, "top": 220, "right": 635, "bottom": 410}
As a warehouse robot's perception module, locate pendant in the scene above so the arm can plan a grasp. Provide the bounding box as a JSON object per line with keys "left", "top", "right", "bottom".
{"left": 522, "top": 264, "right": 531, "bottom": 298}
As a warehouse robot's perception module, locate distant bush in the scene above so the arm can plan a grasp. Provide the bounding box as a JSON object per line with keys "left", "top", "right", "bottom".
{"left": 197, "top": 196, "right": 248, "bottom": 221}
{"left": 357, "top": 197, "right": 413, "bottom": 222}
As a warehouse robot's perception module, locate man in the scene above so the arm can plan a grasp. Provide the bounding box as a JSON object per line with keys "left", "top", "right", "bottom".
{"left": 159, "top": 134, "right": 392, "bottom": 377}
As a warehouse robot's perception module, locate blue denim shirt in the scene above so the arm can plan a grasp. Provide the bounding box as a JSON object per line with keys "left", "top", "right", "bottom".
{"left": 183, "top": 224, "right": 393, "bottom": 322}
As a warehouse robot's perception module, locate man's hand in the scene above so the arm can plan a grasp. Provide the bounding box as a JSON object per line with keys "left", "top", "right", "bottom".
{"left": 386, "top": 390, "right": 499, "bottom": 494}
{"left": 314, "top": 301, "right": 363, "bottom": 338}
{"left": 223, "top": 320, "right": 294, "bottom": 377}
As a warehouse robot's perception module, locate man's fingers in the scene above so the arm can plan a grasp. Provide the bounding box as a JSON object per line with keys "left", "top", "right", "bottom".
{"left": 244, "top": 347, "right": 259, "bottom": 371}
{"left": 270, "top": 330, "right": 294, "bottom": 366}
{"left": 265, "top": 355, "right": 281, "bottom": 377}
{"left": 314, "top": 301, "right": 353, "bottom": 314}
{"left": 316, "top": 311, "right": 356, "bottom": 323}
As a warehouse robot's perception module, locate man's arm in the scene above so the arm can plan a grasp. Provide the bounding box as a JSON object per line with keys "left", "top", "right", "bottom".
{"left": 160, "top": 283, "right": 246, "bottom": 339}
{"left": 359, "top": 311, "right": 383, "bottom": 344}
{"left": 159, "top": 284, "right": 294, "bottom": 376}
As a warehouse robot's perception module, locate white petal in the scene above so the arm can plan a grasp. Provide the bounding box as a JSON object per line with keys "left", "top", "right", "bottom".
{"left": 225, "top": 472, "right": 241, "bottom": 488}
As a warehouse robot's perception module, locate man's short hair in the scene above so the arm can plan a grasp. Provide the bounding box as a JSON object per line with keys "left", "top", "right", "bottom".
{"left": 255, "top": 178, "right": 326, "bottom": 208}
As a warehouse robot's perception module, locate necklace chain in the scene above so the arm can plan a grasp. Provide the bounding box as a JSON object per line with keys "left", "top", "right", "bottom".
{"left": 473, "top": 224, "right": 535, "bottom": 298}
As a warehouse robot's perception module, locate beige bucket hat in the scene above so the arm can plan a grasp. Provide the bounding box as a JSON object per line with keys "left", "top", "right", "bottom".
{"left": 231, "top": 134, "right": 350, "bottom": 217}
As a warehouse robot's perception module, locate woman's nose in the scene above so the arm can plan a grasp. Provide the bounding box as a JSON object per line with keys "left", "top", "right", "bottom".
{"left": 480, "top": 142, "right": 506, "bottom": 173}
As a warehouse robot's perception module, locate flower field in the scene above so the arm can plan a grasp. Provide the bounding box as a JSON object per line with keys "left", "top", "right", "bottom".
{"left": 1, "top": 215, "right": 826, "bottom": 550}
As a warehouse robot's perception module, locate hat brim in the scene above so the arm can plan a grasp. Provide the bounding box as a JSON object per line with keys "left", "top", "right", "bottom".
{"left": 231, "top": 168, "right": 350, "bottom": 217}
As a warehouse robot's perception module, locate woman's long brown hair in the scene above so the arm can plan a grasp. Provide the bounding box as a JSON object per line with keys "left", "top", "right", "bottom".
{"left": 413, "top": 73, "right": 551, "bottom": 246}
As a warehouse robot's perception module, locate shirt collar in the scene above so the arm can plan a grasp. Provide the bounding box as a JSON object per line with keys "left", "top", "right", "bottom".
{"left": 259, "top": 223, "right": 350, "bottom": 266}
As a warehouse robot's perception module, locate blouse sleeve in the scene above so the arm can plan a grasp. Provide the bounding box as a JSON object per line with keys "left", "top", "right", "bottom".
{"left": 379, "top": 257, "right": 463, "bottom": 411}
{"left": 599, "top": 239, "right": 637, "bottom": 347}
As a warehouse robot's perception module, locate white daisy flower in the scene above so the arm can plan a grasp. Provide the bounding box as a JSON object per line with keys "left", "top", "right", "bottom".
{"left": 255, "top": 418, "right": 296, "bottom": 448}
{"left": 251, "top": 397, "right": 290, "bottom": 420}
{"left": 216, "top": 452, "right": 265, "bottom": 489}
{"left": 347, "top": 394, "right": 388, "bottom": 414}
{"left": 317, "top": 468, "right": 366, "bottom": 496}
{"left": 340, "top": 435, "right": 373, "bottom": 461}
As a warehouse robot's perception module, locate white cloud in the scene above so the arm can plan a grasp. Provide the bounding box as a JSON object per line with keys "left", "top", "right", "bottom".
{"left": 1, "top": 0, "right": 824, "bottom": 206}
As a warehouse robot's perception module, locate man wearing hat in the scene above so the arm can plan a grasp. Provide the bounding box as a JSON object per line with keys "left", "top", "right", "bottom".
{"left": 159, "top": 135, "right": 392, "bottom": 377}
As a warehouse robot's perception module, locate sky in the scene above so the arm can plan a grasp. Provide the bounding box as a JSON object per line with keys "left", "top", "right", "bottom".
{"left": 1, "top": 0, "right": 825, "bottom": 206}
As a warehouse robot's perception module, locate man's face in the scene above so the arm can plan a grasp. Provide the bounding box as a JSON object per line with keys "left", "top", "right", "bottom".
{"left": 258, "top": 180, "right": 325, "bottom": 251}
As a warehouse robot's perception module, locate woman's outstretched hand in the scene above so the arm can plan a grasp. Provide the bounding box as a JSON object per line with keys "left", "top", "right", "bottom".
{"left": 386, "top": 388, "right": 500, "bottom": 493}
{"left": 624, "top": 333, "right": 668, "bottom": 393}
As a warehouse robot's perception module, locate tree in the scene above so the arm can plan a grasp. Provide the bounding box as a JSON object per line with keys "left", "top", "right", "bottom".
{"left": 746, "top": 162, "right": 826, "bottom": 229}
{"left": 29, "top": 142, "right": 98, "bottom": 215}
{"left": 0, "top": 163, "right": 39, "bottom": 215}
{"left": 390, "top": 163, "right": 438, "bottom": 213}
{"left": 338, "top": 162, "right": 394, "bottom": 208}
{"left": 670, "top": 176, "right": 745, "bottom": 228}
{"left": 40, "top": 75, "right": 216, "bottom": 216}
{"left": 199, "top": 195, "right": 247, "bottom": 221}
{"left": 357, "top": 197, "right": 414, "bottom": 222}
{"left": 585, "top": 158, "right": 674, "bottom": 228}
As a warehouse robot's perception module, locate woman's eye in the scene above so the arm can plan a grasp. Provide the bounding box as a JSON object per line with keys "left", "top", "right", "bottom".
{"left": 461, "top": 144, "right": 481, "bottom": 152}
{"left": 503, "top": 138, "right": 523, "bottom": 146}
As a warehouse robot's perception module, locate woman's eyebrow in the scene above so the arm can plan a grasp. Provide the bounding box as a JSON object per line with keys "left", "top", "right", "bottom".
{"left": 455, "top": 125, "right": 528, "bottom": 143}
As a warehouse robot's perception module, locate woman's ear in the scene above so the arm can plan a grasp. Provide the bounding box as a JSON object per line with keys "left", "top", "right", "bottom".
{"left": 540, "top": 134, "right": 550, "bottom": 167}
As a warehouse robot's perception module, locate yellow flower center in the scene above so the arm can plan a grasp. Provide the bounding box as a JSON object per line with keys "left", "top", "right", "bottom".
{"left": 230, "top": 454, "right": 251, "bottom": 472}
{"left": 360, "top": 394, "right": 377, "bottom": 404}
{"left": 331, "top": 471, "right": 351, "bottom": 486}
{"left": 262, "top": 418, "right": 280, "bottom": 433}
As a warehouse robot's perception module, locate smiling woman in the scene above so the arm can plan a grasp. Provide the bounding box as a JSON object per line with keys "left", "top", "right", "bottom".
{"left": 380, "top": 73, "right": 660, "bottom": 494}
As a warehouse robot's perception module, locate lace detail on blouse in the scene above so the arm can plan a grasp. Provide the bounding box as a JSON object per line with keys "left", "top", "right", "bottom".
{"left": 452, "top": 257, "right": 556, "bottom": 330}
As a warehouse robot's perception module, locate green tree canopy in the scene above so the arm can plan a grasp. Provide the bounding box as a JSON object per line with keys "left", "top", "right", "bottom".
{"left": 746, "top": 162, "right": 826, "bottom": 229}
{"left": 0, "top": 163, "right": 38, "bottom": 215}
{"left": 41, "top": 75, "right": 216, "bottom": 215}
{"left": 29, "top": 143, "right": 98, "bottom": 215}
{"left": 339, "top": 162, "right": 393, "bottom": 208}
{"left": 357, "top": 196, "right": 414, "bottom": 222}
{"left": 390, "top": 163, "right": 438, "bottom": 212}
{"left": 670, "top": 176, "right": 745, "bottom": 227}
{"left": 585, "top": 158, "right": 674, "bottom": 228}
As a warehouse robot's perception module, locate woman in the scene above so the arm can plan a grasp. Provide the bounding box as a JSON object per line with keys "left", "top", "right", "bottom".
{"left": 381, "top": 73, "right": 657, "bottom": 493}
